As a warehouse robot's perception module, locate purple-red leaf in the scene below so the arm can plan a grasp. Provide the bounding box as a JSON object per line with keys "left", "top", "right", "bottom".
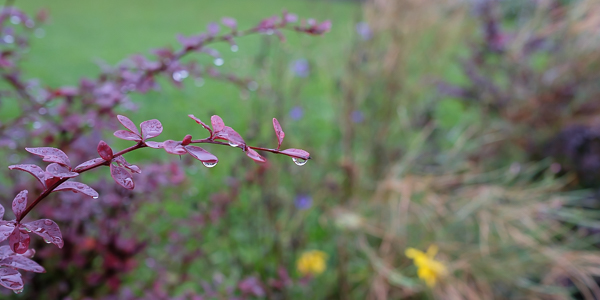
{"left": 11, "top": 191, "right": 27, "bottom": 220}
{"left": 53, "top": 182, "right": 99, "bottom": 199}
{"left": 0, "top": 254, "right": 45, "bottom": 273}
{"left": 9, "top": 229, "right": 29, "bottom": 254}
{"left": 163, "top": 140, "right": 187, "bottom": 155}
{"left": 8, "top": 164, "right": 46, "bottom": 187}
{"left": 22, "top": 219, "right": 63, "bottom": 249}
{"left": 45, "top": 163, "right": 78, "bottom": 179}
{"left": 140, "top": 119, "right": 163, "bottom": 140}
{"left": 113, "top": 156, "right": 141, "bottom": 174}
{"left": 110, "top": 164, "right": 135, "bottom": 190}
{"left": 188, "top": 114, "right": 212, "bottom": 136}
{"left": 0, "top": 222, "right": 15, "bottom": 243}
{"left": 211, "top": 115, "right": 225, "bottom": 133}
{"left": 114, "top": 130, "right": 142, "bottom": 141}
{"left": 0, "top": 205, "right": 3, "bottom": 220}
{"left": 97, "top": 140, "right": 114, "bottom": 161}
{"left": 117, "top": 115, "right": 140, "bottom": 135}
{"left": 246, "top": 148, "right": 266, "bottom": 163}
{"left": 73, "top": 158, "right": 105, "bottom": 172}
{"left": 184, "top": 146, "right": 218, "bottom": 163}
{"left": 214, "top": 126, "right": 245, "bottom": 147}
{"left": 0, "top": 268, "right": 23, "bottom": 291}
{"left": 145, "top": 141, "right": 164, "bottom": 149}
{"left": 272, "top": 118, "right": 285, "bottom": 150}
{"left": 25, "top": 147, "right": 71, "bottom": 168}
{"left": 280, "top": 148, "right": 310, "bottom": 160}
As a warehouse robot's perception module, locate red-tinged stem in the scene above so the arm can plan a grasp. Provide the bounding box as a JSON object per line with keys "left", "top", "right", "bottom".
{"left": 190, "top": 138, "right": 311, "bottom": 159}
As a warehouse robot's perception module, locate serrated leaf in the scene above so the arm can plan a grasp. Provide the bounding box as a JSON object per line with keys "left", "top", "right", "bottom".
{"left": 8, "top": 164, "right": 46, "bottom": 187}
{"left": 25, "top": 147, "right": 71, "bottom": 168}
{"left": 184, "top": 146, "right": 218, "bottom": 163}
{"left": 9, "top": 229, "right": 29, "bottom": 254}
{"left": 140, "top": 119, "right": 163, "bottom": 140}
{"left": 110, "top": 164, "right": 134, "bottom": 190}
{"left": 272, "top": 118, "right": 285, "bottom": 150}
{"left": 0, "top": 268, "right": 23, "bottom": 291}
{"left": 97, "top": 140, "right": 113, "bottom": 161}
{"left": 280, "top": 148, "right": 310, "bottom": 160}
{"left": 11, "top": 191, "right": 27, "bottom": 220}
{"left": 114, "top": 130, "right": 142, "bottom": 141}
{"left": 117, "top": 115, "right": 140, "bottom": 135}
{"left": 211, "top": 115, "right": 225, "bottom": 132}
{"left": 53, "top": 182, "right": 98, "bottom": 199}
{"left": 246, "top": 148, "right": 266, "bottom": 163}
{"left": 22, "top": 219, "right": 63, "bottom": 249}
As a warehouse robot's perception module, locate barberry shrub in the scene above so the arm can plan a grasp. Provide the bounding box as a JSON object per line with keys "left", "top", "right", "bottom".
{"left": 0, "top": 5, "right": 329, "bottom": 294}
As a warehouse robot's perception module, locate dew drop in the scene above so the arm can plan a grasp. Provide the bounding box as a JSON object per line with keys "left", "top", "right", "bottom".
{"left": 202, "top": 161, "right": 217, "bottom": 168}
{"left": 230, "top": 45, "right": 239, "bottom": 52}
{"left": 18, "top": 198, "right": 25, "bottom": 203}
{"left": 292, "top": 157, "right": 307, "bottom": 166}
{"left": 44, "top": 220, "right": 52, "bottom": 226}
{"left": 53, "top": 237, "right": 62, "bottom": 244}
{"left": 214, "top": 58, "right": 224, "bottom": 66}
{"left": 13, "top": 288, "right": 23, "bottom": 294}
{"left": 44, "top": 239, "right": 51, "bottom": 244}
{"left": 23, "top": 227, "right": 31, "bottom": 233}
{"left": 92, "top": 196, "right": 99, "bottom": 199}
{"left": 228, "top": 141, "right": 238, "bottom": 147}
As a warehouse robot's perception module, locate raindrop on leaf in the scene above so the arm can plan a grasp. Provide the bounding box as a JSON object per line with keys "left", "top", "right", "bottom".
{"left": 13, "top": 288, "right": 23, "bottom": 294}
{"left": 202, "top": 161, "right": 217, "bottom": 168}
{"left": 292, "top": 157, "right": 307, "bottom": 166}
{"left": 228, "top": 141, "right": 238, "bottom": 147}
{"left": 44, "top": 239, "right": 51, "bottom": 244}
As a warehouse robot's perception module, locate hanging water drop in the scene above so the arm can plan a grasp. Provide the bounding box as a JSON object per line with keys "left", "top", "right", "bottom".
{"left": 13, "top": 288, "right": 23, "bottom": 294}
{"left": 93, "top": 196, "right": 99, "bottom": 199}
{"left": 228, "top": 141, "right": 238, "bottom": 147}
{"left": 23, "top": 227, "right": 31, "bottom": 233}
{"left": 230, "top": 45, "right": 239, "bottom": 52}
{"left": 202, "top": 161, "right": 217, "bottom": 168}
{"left": 44, "top": 239, "right": 51, "bottom": 244}
{"left": 214, "top": 58, "right": 224, "bottom": 66}
{"left": 292, "top": 157, "right": 307, "bottom": 166}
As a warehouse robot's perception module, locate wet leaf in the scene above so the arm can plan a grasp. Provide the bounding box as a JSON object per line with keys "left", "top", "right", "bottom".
{"left": 73, "top": 158, "right": 105, "bottom": 172}
{"left": 246, "top": 148, "right": 266, "bottom": 163}
{"left": 110, "top": 164, "right": 134, "bottom": 190}
{"left": 25, "top": 147, "right": 71, "bottom": 168}
{"left": 0, "top": 268, "right": 23, "bottom": 291}
{"left": 53, "top": 182, "right": 99, "bottom": 199}
{"left": 9, "top": 229, "right": 29, "bottom": 254}
{"left": 140, "top": 119, "right": 163, "bottom": 140}
{"left": 272, "top": 118, "right": 285, "bottom": 150}
{"left": 211, "top": 115, "right": 225, "bottom": 133}
{"left": 97, "top": 140, "right": 114, "bottom": 161}
{"left": 0, "top": 254, "right": 45, "bottom": 273}
{"left": 163, "top": 140, "right": 187, "bottom": 155}
{"left": 114, "top": 130, "right": 142, "bottom": 141}
{"left": 8, "top": 164, "right": 46, "bottom": 187}
{"left": 214, "top": 126, "right": 245, "bottom": 147}
{"left": 11, "top": 191, "right": 28, "bottom": 220}
{"left": 280, "top": 148, "right": 310, "bottom": 160}
{"left": 45, "top": 163, "right": 78, "bottom": 179}
{"left": 0, "top": 222, "right": 15, "bottom": 243}
{"left": 184, "top": 146, "right": 218, "bottom": 163}
{"left": 145, "top": 141, "right": 163, "bottom": 149}
{"left": 117, "top": 115, "right": 140, "bottom": 135}
{"left": 22, "top": 219, "right": 63, "bottom": 249}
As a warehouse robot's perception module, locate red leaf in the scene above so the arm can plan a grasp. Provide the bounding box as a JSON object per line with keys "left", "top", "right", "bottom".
{"left": 11, "top": 191, "right": 27, "bottom": 220}
{"left": 140, "top": 119, "right": 163, "bottom": 140}
{"left": 45, "top": 163, "right": 78, "bottom": 179}
{"left": 73, "top": 158, "right": 105, "bottom": 172}
{"left": 114, "top": 130, "right": 142, "bottom": 141}
{"left": 0, "top": 254, "right": 45, "bottom": 273}
{"left": 188, "top": 114, "right": 212, "bottom": 136}
{"left": 117, "top": 115, "right": 140, "bottom": 135}
{"left": 246, "top": 148, "right": 266, "bottom": 163}
{"left": 214, "top": 126, "right": 245, "bottom": 147}
{"left": 9, "top": 229, "right": 29, "bottom": 254}
{"left": 0, "top": 268, "right": 23, "bottom": 291}
{"left": 280, "top": 148, "right": 310, "bottom": 160}
{"left": 145, "top": 141, "right": 163, "bottom": 149}
{"left": 113, "top": 156, "right": 141, "bottom": 174}
{"left": 22, "top": 219, "right": 63, "bottom": 249}
{"left": 0, "top": 222, "right": 15, "bottom": 243}
{"left": 53, "top": 182, "right": 99, "bottom": 199}
{"left": 25, "top": 147, "right": 71, "bottom": 168}
{"left": 8, "top": 164, "right": 46, "bottom": 187}
{"left": 211, "top": 115, "right": 225, "bottom": 133}
{"left": 272, "top": 118, "right": 285, "bottom": 150}
{"left": 163, "top": 140, "right": 187, "bottom": 155}
{"left": 97, "top": 140, "right": 114, "bottom": 161}
{"left": 182, "top": 134, "right": 192, "bottom": 146}
{"left": 110, "top": 164, "right": 134, "bottom": 190}
{"left": 184, "top": 146, "right": 218, "bottom": 163}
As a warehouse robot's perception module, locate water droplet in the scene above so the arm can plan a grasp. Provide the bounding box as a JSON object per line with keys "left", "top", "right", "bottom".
{"left": 53, "top": 237, "right": 62, "bottom": 244}
{"left": 230, "top": 45, "right": 239, "bottom": 52}
{"left": 92, "top": 196, "right": 99, "bottom": 199}
{"left": 213, "top": 58, "right": 224, "bottom": 66}
{"left": 228, "top": 141, "right": 238, "bottom": 147}
{"left": 292, "top": 157, "right": 307, "bottom": 166}
{"left": 44, "top": 220, "right": 52, "bottom": 226}
{"left": 23, "top": 227, "right": 31, "bottom": 233}
{"left": 38, "top": 107, "right": 47, "bottom": 115}
{"left": 202, "top": 161, "right": 217, "bottom": 168}
{"left": 44, "top": 239, "right": 51, "bottom": 244}
{"left": 3, "top": 35, "right": 14, "bottom": 44}
{"left": 10, "top": 16, "right": 20, "bottom": 24}
{"left": 18, "top": 198, "right": 25, "bottom": 203}
{"left": 13, "top": 288, "right": 23, "bottom": 294}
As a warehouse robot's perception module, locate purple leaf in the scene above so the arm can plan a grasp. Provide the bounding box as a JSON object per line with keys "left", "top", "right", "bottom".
{"left": 25, "top": 147, "right": 71, "bottom": 168}
{"left": 113, "top": 156, "right": 141, "bottom": 174}
{"left": 110, "top": 164, "right": 135, "bottom": 190}
{"left": 0, "top": 222, "right": 15, "bottom": 243}
{"left": 9, "top": 229, "right": 29, "bottom": 254}
{"left": 214, "top": 126, "right": 245, "bottom": 147}
{"left": 0, "top": 268, "right": 23, "bottom": 291}
{"left": 145, "top": 141, "right": 164, "bottom": 149}
{"left": 8, "top": 164, "right": 46, "bottom": 187}
{"left": 163, "top": 140, "right": 187, "bottom": 155}
{"left": 140, "top": 119, "right": 163, "bottom": 140}
{"left": 53, "top": 182, "right": 99, "bottom": 199}
{"left": 272, "top": 118, "right": 285, "bottom": 150}
{"left": 280, "top": 148, "right": 310, "bottom": 160}
{"left": 117, "top": 115, "right": 140, "bottom": 135}
{"left": 0, "top": 205, "right": 3, "bottom": 220}
{"left": 73, "top": 158, "right": 105, "bottom": 172}
{"left": 114, "top": 130, "right": 142, "bottom": 141}
{"left": 45, "top": 163, "right": 78, "bottom": 179}
{"left": 22, "top": 219, "right": 63, "bottom": 248}
{"left": 246, "top": 148, "right": 266, "bottom": 163}
{"left": 211, "top": 115, "right": 225, "bottom": 133}
{"left": 97, "top": 140, "right": 114, "bottom": 161}
{"left": 221, "top": 17, "right": 237, "bottom": 29}
{"left": 184, "top": 146, "right": 218, "bottom": 163}
{"left": 188, "top": 114, "right": 212, "bottom": 136}
{"left": 0, "top": 254, "right": 45, "bottom": 273}
{"left": 11, "top": 191, "right": 27, "bottom": 220}
{"left": 0, "top": 246, "right": 11, "bottom": 259}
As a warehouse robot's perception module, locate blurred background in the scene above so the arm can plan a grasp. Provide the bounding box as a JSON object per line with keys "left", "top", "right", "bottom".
{"left": 2, "top": 0, "right": 600, "bottom": 299}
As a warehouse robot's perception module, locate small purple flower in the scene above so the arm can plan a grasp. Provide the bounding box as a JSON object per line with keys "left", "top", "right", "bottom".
{"left": 295, "top": 194, "right": 312, "bottom": 210}
{"left": 355, "top": 22, "right": 372, "bottom": 40}
{"left": 351, "top": 110, "right": 364, "bottom": 123}
{"left": 291, "top": 59, "right": 310, "bottom": 78}
{"left": 289, "top": 106, "right": 304, "bottom": 120}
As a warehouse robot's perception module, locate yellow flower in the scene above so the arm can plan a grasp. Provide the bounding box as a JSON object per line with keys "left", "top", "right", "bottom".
{"left": 405, "top": 245, "right": 447, "bottom": 287}
{"left": 297, "top": 250, "right": 328, "bottom": 276}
